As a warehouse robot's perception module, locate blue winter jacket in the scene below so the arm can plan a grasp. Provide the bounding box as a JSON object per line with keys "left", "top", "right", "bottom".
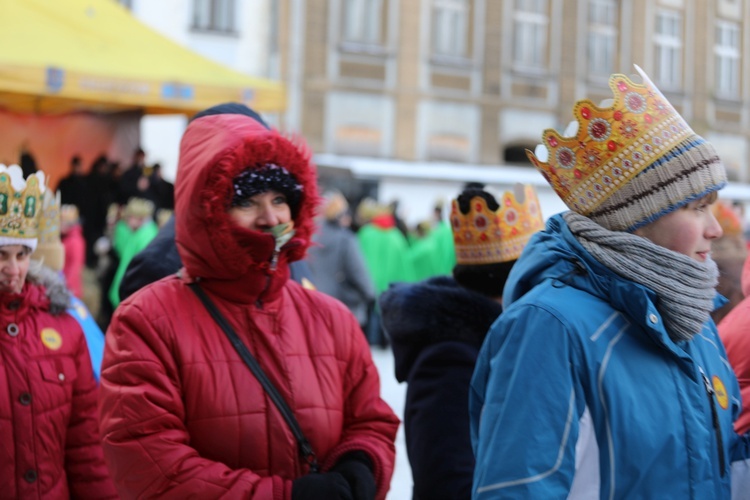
{"left": 470, "top": 214, "right": 750, "bottom": 499}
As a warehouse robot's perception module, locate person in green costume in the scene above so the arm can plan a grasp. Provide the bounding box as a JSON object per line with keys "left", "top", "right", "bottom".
{"left": 356, "top": 201, "right": 414, "bottom": 346}
{"left": 107, "top": 197, "right": 158, "bottom": 308}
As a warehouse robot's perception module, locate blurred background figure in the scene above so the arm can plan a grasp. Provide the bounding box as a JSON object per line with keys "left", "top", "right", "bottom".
{"left": 309, "top": 190, "right": 376, "bottom": 333}
{"left": 379, "top": 183, "right": 544, "bottom": 500}
{"left": 356, "top": 197, "right": 414, "bottom": 347}
{"left": 405, "top": 199, "right": 455, "bottom": 283}
{"left": 82, "top": 154, "right": 114, "bottom": 269}
{"left": 117, "top": 146, "right": 148, "bottom": 204}
{"left": 427, "top": 199, "right": 456, "bottom": 275}
{"left": 18, "top": 148, "right": 37, "bottom": 177}
{"left": 107, "top": 197, "right": 158, "bottom": 311}
{"left": 405, "top": 220, "right": 440, "bottom": 282}
{"left": 57, "top": 155, "right": 87, "bottom": 212}
{"left": 60, "top": 204, "right": 85, "bottom": 299}
{"left": 150, "top": 162, "right": 175, "bottom": 213}
{"left": 32, "top": 186, "right": 107, "bottom": 383}
{"left": 710, "top": 200, "right": 748, "bottom": 324}
{"left": 719, "top": 253, "right": 750, "bottom": 436}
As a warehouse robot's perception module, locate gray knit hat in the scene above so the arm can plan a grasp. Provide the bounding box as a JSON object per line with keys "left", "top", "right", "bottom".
{"left": 527, "top": 65, "right": 727, "bottom": 232}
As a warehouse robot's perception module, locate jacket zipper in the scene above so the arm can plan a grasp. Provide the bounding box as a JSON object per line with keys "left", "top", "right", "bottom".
{"left": 700, "top": 368, "right": 726, "bottom": 477}
{"left": 255, "top": 249, "right": 280, "bottom": 309}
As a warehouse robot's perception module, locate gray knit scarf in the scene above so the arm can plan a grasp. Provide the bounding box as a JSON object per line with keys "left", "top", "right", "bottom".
{"left": 563, "top": 212, "right": 718, "bottom": 343}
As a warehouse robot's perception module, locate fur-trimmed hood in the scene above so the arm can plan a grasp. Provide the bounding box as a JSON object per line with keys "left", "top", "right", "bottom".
{"left": 380, "top": 276, "right": 502, "bottom": 382}
{"left": 174, "top": 108, "right": 319, "bottom": 303}
{"left": 0, "top": 261, "right": 72, "bottom": 317}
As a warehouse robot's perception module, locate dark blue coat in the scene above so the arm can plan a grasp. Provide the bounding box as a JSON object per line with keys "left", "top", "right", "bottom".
{"left": 380, "top": 276, "right": 502, "bottom": 500}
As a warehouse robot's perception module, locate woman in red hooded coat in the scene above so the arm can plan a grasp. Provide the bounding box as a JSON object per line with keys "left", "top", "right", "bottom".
{"left": 98, "top": 104, "right": 399, "bottom": 500}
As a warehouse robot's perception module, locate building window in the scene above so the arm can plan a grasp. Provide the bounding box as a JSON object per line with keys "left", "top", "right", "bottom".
{"left": 267, "top": 0, "right": 281, "bottom": 78}
{"left": 715, "top": 20, "right": 741, "bottom": 98}
{"left": 654, "top": 9, "right": 682, "bottom": 89}
{"left": 192, "top": 0, "right": 235, "bottom": 33}
{"left": 587, "top": 0, "right": 617, "bottom": 77}
{"left": 432, "top": 0, "right": 469, "bottom": 58}
{"left": 513, "top": 0, "right": 548, "bottom": 70}
{"left": 343, "top": 0, "right": 383, "bottom": 45}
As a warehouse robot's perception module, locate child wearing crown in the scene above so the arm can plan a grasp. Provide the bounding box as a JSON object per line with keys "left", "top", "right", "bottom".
{"left": 0, "top": 164, "right": 116, "bottom": 498}
{"left": 470, "top": 66, "right": 750, "bottom": 498}
{"left": 380, "top": 183, "right": 544, "bottom": 499}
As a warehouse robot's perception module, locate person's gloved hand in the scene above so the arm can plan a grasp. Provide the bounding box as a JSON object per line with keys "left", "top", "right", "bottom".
{"left": 332, "top": 451, "right": 376, "bottom": 500}
{"left": 292, "top": 472, "right": 353, "bottom": 500}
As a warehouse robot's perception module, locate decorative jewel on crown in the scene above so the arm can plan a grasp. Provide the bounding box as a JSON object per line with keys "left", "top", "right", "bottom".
{"left": 0, "top": 164, "right": 45, "bottom": 239}
{"left": 451, "top": 184, "right": 545, "bottom": 265}
{"left": 526, "top": 65, "right": 695, "bottom": 216}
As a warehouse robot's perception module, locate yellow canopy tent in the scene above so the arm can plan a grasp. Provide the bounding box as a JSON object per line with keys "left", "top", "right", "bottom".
{"left": 0, "top": 0, "right": 285, "bottom": 115}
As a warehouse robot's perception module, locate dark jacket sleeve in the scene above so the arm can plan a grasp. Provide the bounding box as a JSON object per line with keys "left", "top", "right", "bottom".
{"left": 405, "top": 341, "right": 477, "bottom": 500}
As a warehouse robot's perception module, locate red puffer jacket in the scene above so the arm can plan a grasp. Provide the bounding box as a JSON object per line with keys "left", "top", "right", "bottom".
{"left": 0, "top": 275, "right": 116, "bottom": 499}
{"left": 99, "top": 109, "right": 399, "bottom": 499}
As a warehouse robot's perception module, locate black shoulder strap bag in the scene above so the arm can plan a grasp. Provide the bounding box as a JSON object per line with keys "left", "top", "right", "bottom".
{"left": 188, "top": 282, "right": 320, "bottom": 473}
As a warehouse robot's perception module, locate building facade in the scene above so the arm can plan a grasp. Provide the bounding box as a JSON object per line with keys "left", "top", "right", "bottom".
{"left": 122, "top": 0, "right": 750, "bottom": 223}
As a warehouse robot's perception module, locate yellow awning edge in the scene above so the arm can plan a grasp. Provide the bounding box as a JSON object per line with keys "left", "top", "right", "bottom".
{"left": 0, "top": 0, "right": 286, "bottom": 115}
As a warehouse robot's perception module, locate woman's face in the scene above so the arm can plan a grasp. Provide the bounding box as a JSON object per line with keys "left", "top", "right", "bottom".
{"left": 0, "top": 244, "right": 31, "bottom": 294}
{"left": 634, "top": 195, "right": 723, "bottom": 262}
{"left": 228, "top": 190, "right": 292, "bottom": 232}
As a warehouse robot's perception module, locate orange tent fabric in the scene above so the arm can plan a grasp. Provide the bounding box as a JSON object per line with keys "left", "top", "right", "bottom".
{"left": 0, "top": 109, "right": 139, "bottom": 189}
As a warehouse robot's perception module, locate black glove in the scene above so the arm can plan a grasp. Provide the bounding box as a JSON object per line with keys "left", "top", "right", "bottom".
{"left": 292, "top": 472, "right": 353, "bottom": 500}
{"left": 332, "top": 451, "right": 376, "bottom": 500}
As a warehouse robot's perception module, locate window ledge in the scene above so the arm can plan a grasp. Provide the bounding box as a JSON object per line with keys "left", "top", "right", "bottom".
{"left": 713, "top": 94, "right": 742, "bottom": 106}
{"left": 189, "top": 26, "right": 239, "bottom": 37}
{"left": 338, "top": 42, "right": 391, "bottom": 57}
{"left": 429, "top": 54, "right": 475, "bottom": 70}
{"left": 511, "top": 65, "right": 550, "bottom": 79}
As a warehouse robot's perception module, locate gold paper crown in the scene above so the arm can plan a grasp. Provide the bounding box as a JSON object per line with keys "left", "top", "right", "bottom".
{"left": 355, "top": 197, "right": 390, "bottom": 224}
{"left": 31, "top": 189, "right": 65, "bottom": 272}
{"left": 37, "top": 189, "right": 61, "bottom": 244}
{"left": 0, "top": 164, "right": 45, "bottom": 240}
{"left": 123, "top": 197, "right": 155, "bottom": 219}
{"left": 451, "top": 184, "right": 545, "bottom": 265}
{"left": 526, "top": 65, "right": 695, "bottom": 216}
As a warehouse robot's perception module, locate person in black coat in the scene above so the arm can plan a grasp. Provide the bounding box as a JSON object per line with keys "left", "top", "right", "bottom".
{"left": 82, "top": 155, "right": 115, "bottom": 268}
{"left": 57, "top": 155, "right": 88, "bottom": 210}
{"left": 379, "top": 184, "right": 544, "bottom": 500}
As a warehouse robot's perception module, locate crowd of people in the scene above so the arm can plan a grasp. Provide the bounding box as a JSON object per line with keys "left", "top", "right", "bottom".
{"left": 3, "top": 64, "right": 750, "bottom": 499}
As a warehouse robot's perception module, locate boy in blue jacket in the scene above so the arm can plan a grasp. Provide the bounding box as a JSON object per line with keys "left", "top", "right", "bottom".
{"left": 470, "top": 66, "right": 750, "bottom": 499}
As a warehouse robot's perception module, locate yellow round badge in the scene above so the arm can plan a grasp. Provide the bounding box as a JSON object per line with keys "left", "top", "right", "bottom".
{"left": 40, "top": 328, "right": 62, "bottom": 351}
{"left": 712, "top": 375, "right": 729, "bottom": 410}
